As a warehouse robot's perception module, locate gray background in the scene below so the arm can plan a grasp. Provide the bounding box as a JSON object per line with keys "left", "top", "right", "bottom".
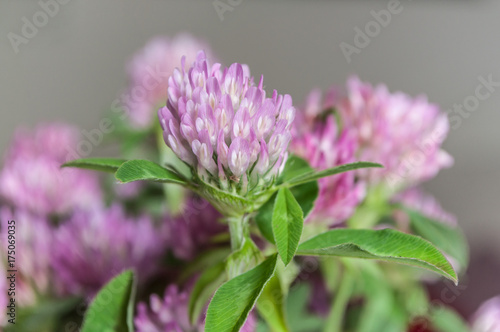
{"left": 1, "top": 0, "right": 499, "bottom": 315}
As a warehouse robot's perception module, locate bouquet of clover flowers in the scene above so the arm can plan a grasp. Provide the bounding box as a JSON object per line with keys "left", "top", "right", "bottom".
{"left": 60, "top": 42, "right": 467, "bottom": 332}
{"left": 0, "top": 34, "right": 476, "bottom": 332}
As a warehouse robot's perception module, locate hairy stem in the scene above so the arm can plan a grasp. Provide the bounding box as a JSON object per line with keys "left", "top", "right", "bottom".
{"left": 323, "top": 261, "right": 355, "bottom": 332}
{"left": 227, "top": 215, "right": 248, "bottom": 251}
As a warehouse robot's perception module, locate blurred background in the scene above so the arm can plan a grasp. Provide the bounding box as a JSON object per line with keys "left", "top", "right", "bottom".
{"left": 1, "top": 0, "right": 499, "bottom": 319}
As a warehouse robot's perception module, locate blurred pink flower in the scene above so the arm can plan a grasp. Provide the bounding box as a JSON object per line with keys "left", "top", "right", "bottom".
{"left": 0, "top": 123, "right": 102, "bottom": 216}
{"left": 51, "top": 205, "right": 169, "bottom": 297}
{"left": 135, "top": 285, "right": 196, "bottom": 332}
{"left": 114, "top": 181, "right": 144, "bottom": 200}
{"left": 293, "top": 87, "right": 339, "bottom": 131}
{"left": 159, "top": 51, "right": 295, "bottom": 193}
{"left": 166, "top": 196, "right": 226, "bottom": 260}
{"left": 471, "top": 296, "right": 500, "bottom": 332}
{"left": 337, "top": 76, "right": 453, "bottom": 188}
{"left": 292, "top": 90, "right": 365, "bottom": 226}
{"left": 135, "top": 284, "right": 257, "bottom": 332}
{"left": 126, "top": 34, "right": 215, "bottom": 128}
{"left": 0, "top": 207, "right": 53, "bottom": 307}
{"left": 393, "top": 187, "right": 457, "bottom": 225}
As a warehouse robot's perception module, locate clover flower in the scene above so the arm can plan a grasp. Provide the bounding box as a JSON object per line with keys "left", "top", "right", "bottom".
{"left": 0, "top": 123, "right": 102, "bottom": 216}
{"left": 471, "top": 296, "right": 500, "bottom": 332}
{"left": 166, "top": 196, "right": 226, "bottom": 260}
{"left": 292, "top": 91, "right": 365, "bottom": 226}
{"left": 0, "top": 207, "right": 53, "bottom": 307}
{"left": 158, "top": 51, "right": 295, "bottom": 201}
{"left": 135, "top": 284, "right": 257, "bottom": 332}
{"left": 126, "top": 34, "right": 215, "bottom": 128}
{"left": 393, "top": 187, "right": 457, "bottom": 225}
{"left": 51, "top": 205, "right": 168, "bottom": 297}
{"left": 337, "top": 77, "right": 453, "bottom": 189}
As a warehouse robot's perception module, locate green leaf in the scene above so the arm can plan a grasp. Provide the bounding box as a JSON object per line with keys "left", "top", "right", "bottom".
{"left": 297, "top": 229, "right": 458, "bottom": 284}
{"left": 279, "top": 155, "right": 319, "bottom": 219}
{"left": 255, "top": 182, "right": 317, "bottom": 245}
{"left": 255, "top": 155, "right": 316, "bottom": 244}
{"left": 323, "top": 264, "right": 355, "bottom": 332}
{"left": 286, "top": 162, "right": 383, "bottom": 187}
{"left": 289, "top": 181, "right": 319, "bottom": 220}
{"left": 62, "top": 158, "right": 127, "bottom": 173}
{"left": 355, "top": 262, "right": 407, "bottom": 332}
{"left": 430, "top": 306, "right": 470, "bottom": 332}
{"left": 272, "top": 188, "right": 304, "bottom": 266}
{"left": 404, "top": 208, "right": 469, "bottom": 269}
{"left": 257, "top": 269, "right": 289, "bottom": 332}
{"left": 255, "top": 193, "right": 276, "bottom": 244}
{"left": 81, "top": 270, "right": 136, "bottom": 332}
{"left": 278, "top": 155, "right": 314, "bottom": 183}
{"left": 188, "top": 262, "right": 227, "bottom": 325}
{"left": 177, "top": 247, "right": 231, "bottom": 283}
{"left": 205, "top": 254, "right": 278, "bottom": 332}
{"left": 286, "top": 284, "right": 324, "bottom": 332}
{"left": 4, "top": 296, "right": 81, "bottom": 332}
{"left": 115, "top": 159, "right": 186, "bottom": 185}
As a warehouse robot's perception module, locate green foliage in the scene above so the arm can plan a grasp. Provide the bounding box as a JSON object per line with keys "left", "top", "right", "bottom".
{"left": 278, "top": 155, "right": 315, "bottom": 183}
{"left": 257, "top": 272, "right": 289, "bottom": 332}
{"left": 404, "top": 207, "right": 469, "bottom": 269}
{"left": 205, "top": 254, "right": 278, "bottom": 332}
{"left": 285, "top": 162, "right": 383, "bottom": 187}
{"left": 81, "top": 270, "right": 136, "bottom": 332}
{"left": 188, "top": 262, "right": 227, "bottom": 325}
{"left": 430, "top": 306, "right": 470, "bottom": 332}
{"left": 115, "top": 159, "right": 186, "bottom": 185}
{"left": 272, "top": 188, "right": 304, "bottom": 266}
{"left": 4, "top": 297, "right": 81, "bottom": 332}
{"left": 286, "top": 284, "right": 324, "bottom": 332}
{"left": 354, "top": 262, "right": 407, "bottom": 332}
{"left": 297, "top": 229, "right": 458, "bottom": 283}
{"left": 255, "top": 156, "right": 318, "bottom": 244}
{"left": 62, "top": 158, "right": 127, "bottom": 172}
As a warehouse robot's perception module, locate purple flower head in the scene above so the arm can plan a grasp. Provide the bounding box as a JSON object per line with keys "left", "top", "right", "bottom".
{"left": 166, "top": 196, "right": 226, "bottom": 261}
{"left": 51, "top": 204, "right": 169, "bottom": 297}
{"left": 126, "top": 34, "right": 215, "bottom": 128}
{"left": 159, "top": 51, "right": 295, "bottom": 197}
{"left": 135, "top": 284, "right": 257, "bottom": 332}
{"left": 338, "top": 77, "right": 453, "bottom": 189}
{"left": 134, "top": 285, "right": 195, "bottom": 332}
{"left": 0, "top": 207, "right": 53, "bottom": 307}
{"left": 393, "top": 187, "right": 457, "bottom": 226}
{"left": 471, "top": 296, "right": 500, "bottom": 332}
{"left": 293, "top": 87, "right": 340, "bottom": 133}
{"left": 0, "top": 123, "right": 102, "bottom": 216}
{"left": 292, "top": 91, "right": 365, "bottom": 226}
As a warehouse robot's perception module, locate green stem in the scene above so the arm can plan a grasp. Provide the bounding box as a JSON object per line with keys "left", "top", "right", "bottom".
{"left": 323, "top": 262, "right": 355, "bottom": 332}
{"left": 227, "top": 215, "right": 247, "bottom": 251}
{"left": 347, "top": 184, "right": 391, "bottom": 229}
{"left": 226, "top": 215, "right": 263, "bottom": 279}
